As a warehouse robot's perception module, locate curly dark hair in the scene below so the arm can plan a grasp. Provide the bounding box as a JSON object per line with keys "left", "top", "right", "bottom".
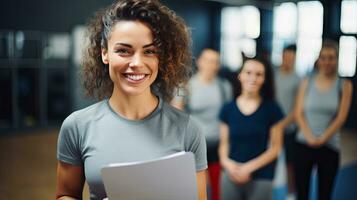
{"left": 235, "top": 57, "right": 275, "bottom": 101}
{"left": 81, "top": 0, "right": 192, "bottom": 101}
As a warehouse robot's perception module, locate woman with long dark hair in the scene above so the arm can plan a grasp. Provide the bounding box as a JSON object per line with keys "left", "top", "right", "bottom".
{"left": 219, "top": 57, "right": 284, "bottom": 200}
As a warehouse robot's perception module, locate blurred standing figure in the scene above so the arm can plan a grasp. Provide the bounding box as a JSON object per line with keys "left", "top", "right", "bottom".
{"left": 274, "top": 44, "right": 300, "bottom": 199}
{"left": 294, "top": 40, "right": 353, "bottom": 200}
{"left": 173, "top": 48, "right": 232, "bottom": 200}
{"left": 219, "top": 57, "right": 284, "bottom": 200}
{"left": 56, "top": 1, "right": 208, "bottom": 199}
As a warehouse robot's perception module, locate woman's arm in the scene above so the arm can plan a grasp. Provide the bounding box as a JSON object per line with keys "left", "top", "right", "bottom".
{"left": 56, "top": 161, "right": 85, "bottom": 200}
{"left": 295, "top": 78, "right": 318, "bottom": 146}
{"left": 318, "top": 80, "right": 353, "bottom": 144}
{"left": 218, "top": 123, "right": 231, "bottom": 168}
{"left": 218, "top": 123, "right": 244, "bottom": 183}
{"left": 196, "top": 170, "right": 207, "bottom": 200}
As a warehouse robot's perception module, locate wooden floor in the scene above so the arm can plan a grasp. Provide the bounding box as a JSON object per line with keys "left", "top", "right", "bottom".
{"left": 0, "top": 129, "right": 89, "bottom": 200}
{"left": 0, "top": 128, "right": 356, "bottom": 199}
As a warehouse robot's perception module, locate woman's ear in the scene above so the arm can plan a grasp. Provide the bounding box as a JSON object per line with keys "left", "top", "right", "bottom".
{"left": 101, "top": 48, "right": 109, "bottom": 64}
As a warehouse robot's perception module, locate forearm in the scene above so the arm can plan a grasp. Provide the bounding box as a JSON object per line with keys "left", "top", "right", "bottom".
{"left": 244, "top": 144, "right": 280, "bottom": 173}
{"left": 281, "top": 111, "right": 295, "bottom": 128}
{"left": 321, "top": 117, "right": 347, "bottom": 141}
{"left": 219, "top": 141, "right": 231, "bottom": 168}
{"left": 219, "top": 123, "right": 233, "bottom": 168}
{"left": 296, "top": 112, "right": 315, "bottom": 139}
{"left": 321, "top": 80, "right": 353, "bottom": 141}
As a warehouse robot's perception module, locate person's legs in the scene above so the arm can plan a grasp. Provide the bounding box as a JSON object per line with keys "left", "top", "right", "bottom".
{"left": 221, "top": 171, "right": 244, "bottom": 200}
{"left": 284, "top": 131, "right": 297, "bottom": 195}
{"left": 208, "top": 162, "right": 221, "bottom": 200}
{"left": 294, "top": 142, "right": 315, "bottom": 200}
{"left": 316, "top": 146, "right": 339, "bottom": 200}
{"left": 207, "top": 141, "right": 221, "bottom": 200}
{"left": 246, "top": 180, "right": 273, "bottom": 200}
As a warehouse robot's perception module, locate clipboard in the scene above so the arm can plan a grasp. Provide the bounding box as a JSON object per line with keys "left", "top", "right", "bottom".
{"left": 101, "top": 151, "right": 198, "bottom": 200}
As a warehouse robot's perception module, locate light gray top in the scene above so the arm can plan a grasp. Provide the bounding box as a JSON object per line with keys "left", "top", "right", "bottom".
{"left": 274, "top": 69, "right": 300, "bottom": 132}
{"left": 57, "top": 98, "right": 207, "bottom": 200}
{"left": 296, "top": 76, "right": 343, "bottom": 151}
{"left": 185, "top": 75, "right": 232, "bottom": 143}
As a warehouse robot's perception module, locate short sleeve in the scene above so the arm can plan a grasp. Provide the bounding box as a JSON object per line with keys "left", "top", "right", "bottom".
{"left": 184, "top": 116, "right": 207, "bottom": 171}
{"left": 269, "top": 101, "right": 284, "bottom": 126}
{"left": 57, "top": 113, "right": 83, "bottom": 166}
{"left": 219, "top": 102, "right": 231, "bottom": 124}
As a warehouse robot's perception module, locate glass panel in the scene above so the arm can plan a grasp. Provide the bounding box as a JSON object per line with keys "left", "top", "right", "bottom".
{"left": 0, "top": 68, "right": 12, "bottom": 129}
{"left": 341, "top": 0, "right": 357, "bottom": 34}
{"left": 272, "top": 3, "right": 297, "bottom": 67}
{"left": 221, "top": 7, "right": 242, "bottom": 37}
{"left": 339, "top": 36, "right": 357, "bottom": 77}
{"left": 298, "top": 1, "right": 323, "bottom": 37}
{"left": 221, "top": 40, "right": 242, "bottom": 70}
{"left": 296, "top": 1, "right": 323, "bottom": 76}
{"left": 17, "top": 67, "right": 40, "bottom": 127}
{"left": 240, "top": 38, "right": 256, "bottom": 58}
{"left": 221, "top": 6, "right": 259, "bottom": 70}
{"left": 47, "top": 68, "right": 70, "bottom": 121}
{"left": 241, "top": 6, "right": 260, "bottom": 38}
{"left": 273, "top": 2, "right": 297, "bottom": 38}
{"left": 296, "top": 38, "right": 322, "bottom": 76}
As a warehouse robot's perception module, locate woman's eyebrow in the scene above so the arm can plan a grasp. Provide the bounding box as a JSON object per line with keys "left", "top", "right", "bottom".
{"left": 115, "top": 43, "right": 132, "bottom": 48}
{"left": 143, "top": 43, "right": 155, "bottom": 48}
{"left": 114, "top": 43, "right": 155, "bottom": 48}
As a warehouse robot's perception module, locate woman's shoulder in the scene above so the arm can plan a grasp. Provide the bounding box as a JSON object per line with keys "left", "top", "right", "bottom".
{"left": 62, "top": 100, "right": 108, "bottom": 127}
{"left": 162, "top": 101, "right": 190, "bottom": 124}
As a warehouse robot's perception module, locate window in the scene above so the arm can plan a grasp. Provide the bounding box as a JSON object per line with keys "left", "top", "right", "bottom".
{"left": 272, "top": 1, "right": 323, "bottom": 76}
{"left": 341, "top": 0, "right": 357, "bottom": 34}
{"left": 339, "top": 0, "right": 357, "bottom": 77}
{"left": 272, "top": 2, "right": 297, "bottom": 67}
{"left": 221, "top": 6, "right": 260, "bottom": 71}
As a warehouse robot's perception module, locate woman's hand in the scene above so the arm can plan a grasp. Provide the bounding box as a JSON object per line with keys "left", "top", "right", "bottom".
{"left": 222, "top": 159, "right": 246, "bottom": 184}
{"left": 305, "top": 134, "right": 320, "bottom": 148}
{"left": 235, "top": 164, "right": 252, "bottom": 185}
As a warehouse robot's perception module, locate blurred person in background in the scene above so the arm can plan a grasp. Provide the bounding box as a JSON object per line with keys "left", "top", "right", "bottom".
{"left": 56, "top": 0, "right": 208, "bottom": 199}
{"left": 294, "top": 40, "right": 353, "bottom": 200}
{"left": 219, "top": 57, "right": 284, "bottom": 200}
{"left": 274, "top": 44, "right": 300, "bottom": 200}
{"left": 172, "top": 48, "right": 232, "bottom": 200}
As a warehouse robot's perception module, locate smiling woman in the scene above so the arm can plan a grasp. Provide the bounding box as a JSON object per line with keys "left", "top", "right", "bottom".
{"left": 56, "top": 1, "right": 208, "bottom": 200}
{"left": 101, "top": 21, "right": 159, "bottom": 98}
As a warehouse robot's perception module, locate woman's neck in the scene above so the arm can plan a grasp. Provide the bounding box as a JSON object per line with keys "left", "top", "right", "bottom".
{"left": 109, "top": 87, "right": 159, "bottom": 120}
{"left": 317, "top": 71, "right": 337, "bottom": 80}
{"left": 237, "top": 92, "right": 262, "bottom": 115}
{"left": 239, "top": 91, "right": 261, "bottom": 101}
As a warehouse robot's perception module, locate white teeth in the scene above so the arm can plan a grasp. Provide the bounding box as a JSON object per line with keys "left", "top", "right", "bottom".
{"left": 126, "top": 74, "right": 146, "bottom": 81}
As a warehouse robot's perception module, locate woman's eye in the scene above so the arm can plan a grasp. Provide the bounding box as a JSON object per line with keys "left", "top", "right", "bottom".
{"left": 116, "top": 49, "right": 130, "bottom": 54}
{"left": 144, "top": 49, "right": 157, "bottom": 55}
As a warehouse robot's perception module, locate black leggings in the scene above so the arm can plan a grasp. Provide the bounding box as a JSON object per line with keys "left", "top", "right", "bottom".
{"left": 294, "top": 142, "right": 339, "bottom": 200}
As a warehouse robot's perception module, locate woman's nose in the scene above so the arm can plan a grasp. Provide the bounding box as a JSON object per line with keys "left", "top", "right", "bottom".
{"left": 129, "top": 53, "right": 144, "bottom": 68}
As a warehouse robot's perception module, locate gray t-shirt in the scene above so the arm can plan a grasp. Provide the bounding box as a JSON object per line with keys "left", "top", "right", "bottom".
{"left": 57, "top": 98, "right": 207, "bottom": 200}
{"left": 274, "top": 69, "right": 300, "bottom": 132}
{"left": 296, "top": 76, "right": 343, "bottom": 151}
{"left": 185, "top": 75, "right": 232, "bottom": 143}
